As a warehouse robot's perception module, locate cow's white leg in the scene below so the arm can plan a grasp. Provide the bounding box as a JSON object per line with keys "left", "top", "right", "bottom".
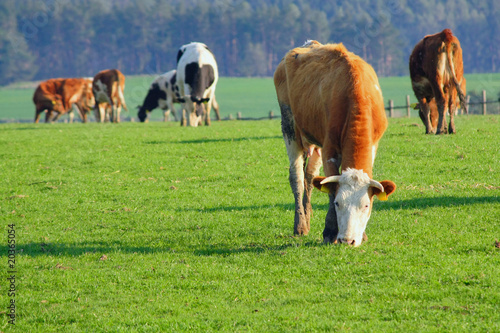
{"left": 115, "top": 105, "right": 121, "bottom": 123}
{"left": 286, "top": 139, "right": 307, "bottom": 235}
{"left": 212, "top": 97, "right": 221, "bottom": 121}
{"left": 303, "top": 148, "right": 322, "bottom": 231}
{"left": 204, "top": 101, "right": 212, "bottom": 126}
{"left": 69, "top": 110, "right": 74, "bottom": 123}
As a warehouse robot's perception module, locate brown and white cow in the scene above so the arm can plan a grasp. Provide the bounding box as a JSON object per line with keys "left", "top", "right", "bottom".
{"left": 92, "top": 69, "right": 128, "bottom": 123}
{"left": 33, "top": 78, "right": 95, "bottom": 123}
{"left": 410, "top": 29, "right": 467, "bottom": 134}
{"left": 415, "top": 77, "right": 467, "bottom": 133}
{"left": 274, "top": 40, "right": 396, "bottom": 246}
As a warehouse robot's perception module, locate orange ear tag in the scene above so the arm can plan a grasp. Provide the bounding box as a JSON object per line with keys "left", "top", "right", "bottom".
{"left": 376, "top": 192, "right": 388, "bottom": 201}
{"left": 320, "top": 185, "right": 331, "bottom": 194}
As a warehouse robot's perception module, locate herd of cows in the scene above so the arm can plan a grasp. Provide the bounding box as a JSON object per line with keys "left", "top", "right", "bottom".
{"left": 31, "top": 29, "right": 467, "bottom": 246}
{"left": 33, "top": 42, "right": 219, "bottom": 126}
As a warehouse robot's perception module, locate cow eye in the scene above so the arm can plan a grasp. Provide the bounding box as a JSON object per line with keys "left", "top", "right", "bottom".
{"left": 334, "top": 201, "right": 340, "bottom": 208}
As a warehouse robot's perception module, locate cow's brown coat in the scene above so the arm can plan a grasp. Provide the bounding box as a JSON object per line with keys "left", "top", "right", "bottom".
{"left": 274, "top": 41, "right": 395, "bottom": 243}
{"left": 410, "top": 29, "right": 466, "bottom": 134}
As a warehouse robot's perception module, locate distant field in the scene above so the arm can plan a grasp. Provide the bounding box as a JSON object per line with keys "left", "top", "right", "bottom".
{"left": 1, "top": 73, "right": 499, "bottom": 122}
{"left": 0, "top": 117, "right": 499, "bottom": 331}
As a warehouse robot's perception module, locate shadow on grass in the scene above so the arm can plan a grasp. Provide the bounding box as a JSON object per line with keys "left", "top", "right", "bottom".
{"left": 4, "top": 238, "right": 325, "bottom": 258}
{"left": 144, "top": 135, "right": 281, "bottom": 145}
{"left": 176, "top": 195, "right": 499, "bottom": 214}
{"left": 193, "top": 240, "right": 323, "bottom": 257}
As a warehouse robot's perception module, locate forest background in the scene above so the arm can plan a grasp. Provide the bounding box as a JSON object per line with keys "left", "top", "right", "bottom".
{"left": 1, "top": 0, "right": 499, "bottom": 86}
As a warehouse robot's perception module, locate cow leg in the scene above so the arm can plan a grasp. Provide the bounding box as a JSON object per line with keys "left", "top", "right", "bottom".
{"left": 45, "top": 110, "right": 53, "bottom": 123}
{"left": 51, "top": 112, "right": 61, "bottom": 123}
{"left": 169, "top": 103, "right": 179, "bottom": 121}
{"left": 286, "top": 140, "right": 308, "bottom": 235}
{"left": 322, "top": 153, "right": 341, "bottom": 243}
{"left": 448, "top": 97, "right": 456, "bottom": 134}
{"left": 181, "top": 108, "right": 187, "bottom": 126}
{"left": 163, "top": 110, "right": 170, "bottom": 122}
{"left": 34, "top": 109, "right": 44, "bottom": 123}
{"left": 212, "top": 97, "right": 221, "bottom": 121}
{"left": 204, "top": 102, "right": 211, "bottom": 126}
{"left": 303, "top": 148, "right": 322, "bottom": 232}
{"left": 419, "top": 101, "right": 433, "bottom": 134}
{"left": 435, "top": 98, "right": 447, "bottom": 135}
{"left": 115, "top": 105, "right": 121, "bottom": 123}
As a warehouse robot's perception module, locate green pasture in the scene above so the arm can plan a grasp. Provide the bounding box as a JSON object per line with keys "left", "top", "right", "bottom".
{"left": 1, "top": 73, "right": 499, "bottom": 122}
{"left": 0, "top": 115, "right": 499, "bottom": 331}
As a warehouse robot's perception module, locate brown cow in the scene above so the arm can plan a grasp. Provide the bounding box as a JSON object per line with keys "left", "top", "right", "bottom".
{"left": 33, "top": 78, "right": 95, "bottom": 123}
{"left": 92, "top": 69, "right": 128, "bottom": 123}
{"left": 416, "top": 78, "right": 467, "bottom": 133}
{"left": 410, "top": 29, "right": 467, "bottom": 134}
{"left": 274, "top": 40, "right": 396, "bottom": 246}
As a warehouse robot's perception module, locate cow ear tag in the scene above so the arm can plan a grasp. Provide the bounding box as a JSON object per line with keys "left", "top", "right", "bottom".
{"left": 376, "top": 192, "right": 388, "bottom": 201}
{"left": 52, "top": 100, "right": 56, "bottom": 105}
{"left": 320, "top": 185, "right": 331, "bottom": 194}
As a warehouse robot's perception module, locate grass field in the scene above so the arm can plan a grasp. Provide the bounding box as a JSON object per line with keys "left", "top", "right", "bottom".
{"left": 1, "top": 73, "right": 499, "bottom": 121}
{"left": 0, "top": 115, "right": 499, "bottom": 331}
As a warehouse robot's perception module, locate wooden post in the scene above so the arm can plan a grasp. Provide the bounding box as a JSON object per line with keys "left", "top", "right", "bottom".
{"left": 269, "top": 111, "right": 274, "bottom": 119}
{"left": 389, "top": 100, "right": 394, "bottom": 118}
{"left": 237, "top": 112, "right": 242, "bottom": 120}
{"left": 406, "top": 95, "right": 411, "bottom": 118}
{"left": 482, "top": 90, "right": 487, "bottom": 115}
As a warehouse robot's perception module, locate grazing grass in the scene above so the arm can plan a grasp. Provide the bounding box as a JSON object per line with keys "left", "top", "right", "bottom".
{"left": 1, "top": 73, "right": 499, "bottom": 121}
{"left": 0, "top": 115, "right": 499, "bottom": 331}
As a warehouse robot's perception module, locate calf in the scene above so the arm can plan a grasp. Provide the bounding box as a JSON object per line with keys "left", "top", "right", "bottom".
{"left": 93, "top": 69, "right": 128, "bottom": 123}
{"left": 410, "top": 29, "right": 467, "bottom": 134}
{"left": 176, "top": 42, "right": 220, "bottom": 126}
{"left": 274, "top": 40, "right": 396, "bottom": 246}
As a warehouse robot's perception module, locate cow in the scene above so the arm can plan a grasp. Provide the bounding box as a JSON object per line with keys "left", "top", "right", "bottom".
{"left": 274, "top": 40, "right": 396, "bottom": 247}
{"left": 176, "top": 42, "right": 220, "bottom": 126}
{"left": 137, "top": 70, "right": 180, "bottom": 122}
{"left": 409, "top": 29, "right": 467, "bottom": 134}
{"left": 33, "top": 78, "right": 95, "bottom": 123}
{"left": 415, "top": 77, "right": 467, "bottom": 133}
{"left": 93, "top": 69, "right": 128, "bottom": 123}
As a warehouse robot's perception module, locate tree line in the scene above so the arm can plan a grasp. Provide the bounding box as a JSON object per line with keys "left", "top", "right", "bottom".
{"left": 0, "top": 0, "right": 498, "bottom": 86}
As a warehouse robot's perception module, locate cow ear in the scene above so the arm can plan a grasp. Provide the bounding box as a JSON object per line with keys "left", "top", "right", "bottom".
{"left": 313, "top": 176, "right": 337, "bottom": 194}
{"left": 371, "top": 180, "right": 396, "bottom": 200}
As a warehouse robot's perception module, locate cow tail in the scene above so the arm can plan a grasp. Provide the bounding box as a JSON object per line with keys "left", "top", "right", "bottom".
{"left": 118, "top": 85, "right": 128, "bottom": 112}
{"left": 446, "top": 42, "right": 467, "bottom": 114}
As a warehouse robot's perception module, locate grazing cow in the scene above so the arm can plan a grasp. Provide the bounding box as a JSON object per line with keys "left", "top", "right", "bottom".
{"left": 274, "top": 40, "right": 396, "bottom": 246}
{"left": 410, "top": 29, "right": 467, "bottom": 134}
{"left": 137, "top": 70, "right": 180, "bottom": 122}
{"left": 93, "top": 69, "right": 128, "bottom": 123}
{"left": 176, "top": 42, "right": 220, "bottom": 126}
{"left": 415, "top": 77, "right": 467, "bottom": 133}
{"left": 33, "top": 78, "right": 95, "bottom": 123}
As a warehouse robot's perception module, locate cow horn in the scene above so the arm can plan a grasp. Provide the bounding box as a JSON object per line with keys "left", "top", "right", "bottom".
{"left": 369, "top": 179, "right": 384, "bottom": 192}
{"left": 320, "top": 175, "right": 341, "bottom": 185}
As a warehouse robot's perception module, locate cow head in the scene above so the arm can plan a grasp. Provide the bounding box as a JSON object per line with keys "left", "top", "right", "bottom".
{"left": 180, "top": 96, "right": 209, "bottom": 127}
{"left": 137, "top": 106, "right": 149, "bottom": 122}
{"left": 313, "top": 168, "right": 396, "bottom": 247}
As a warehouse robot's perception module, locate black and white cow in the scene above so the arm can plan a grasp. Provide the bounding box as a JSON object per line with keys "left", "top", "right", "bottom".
{"left": 176, "top": 42, "right": 220, "bottom": 126}
{"left": 137, "top": 70, "right": 180, "bottom": 122}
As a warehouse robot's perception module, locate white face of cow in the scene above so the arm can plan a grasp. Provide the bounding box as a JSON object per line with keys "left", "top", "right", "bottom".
{"left": 318, "top": 168, "right": 395, "bottom": 247}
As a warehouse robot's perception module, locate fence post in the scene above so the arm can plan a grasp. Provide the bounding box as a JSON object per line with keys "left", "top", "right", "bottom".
{"left": 406, "top": 95, "right": 411, "bottom": 118}
{"left": 237, "top": 112, "right": 242, "bottom": 120}
{"left": 482, "top": 90, "right": 487, "bottom": 115}
{"left": 389, "top": 100, "right": 394, "bottom": 118}
{"left": 269, "top": 111, "right": 274, "bottom": 119}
